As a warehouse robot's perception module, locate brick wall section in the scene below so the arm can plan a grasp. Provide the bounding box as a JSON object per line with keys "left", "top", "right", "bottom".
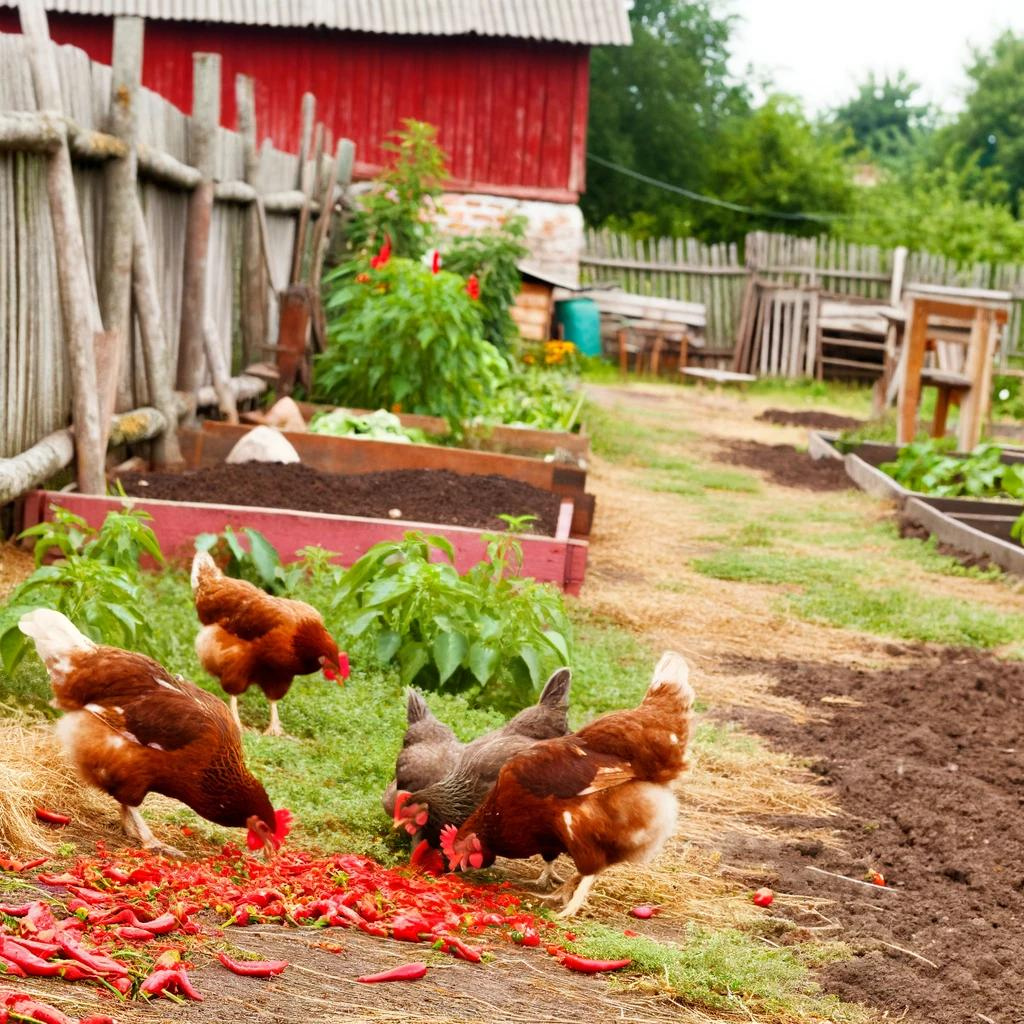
{"left": 435, "top": 193, "right": 583, "bottom": 286}
{"left": 348, "top": 184, "right": 584, "bottom": 285}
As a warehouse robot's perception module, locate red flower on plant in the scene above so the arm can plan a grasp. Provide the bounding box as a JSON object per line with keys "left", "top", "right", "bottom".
{"left": 370, "top": 234, "right": 392, "bottom": 269}
{"left": 431, "top": 250, "right": 442, "bottom": 274}
{"left": 356, "top": 272, "right": 371, "bottom": 284}
{"left": 466, "top": 274, "right": 480, "bottom": 300}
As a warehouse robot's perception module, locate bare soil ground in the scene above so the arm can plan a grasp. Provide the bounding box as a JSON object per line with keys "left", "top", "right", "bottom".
{"left": 714, "top": 439, "right": 852, "bottom": 491}
{"left": 725, "top": 649, "right": 1024, "bottom": 1024}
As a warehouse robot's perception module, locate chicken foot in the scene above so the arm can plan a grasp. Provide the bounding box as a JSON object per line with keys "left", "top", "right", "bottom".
{"left": 536, "top": 871, "right": 598, "bottom": 918}
{"left": 229, "top": 695, "right": 243, "bottom": 731}
{"left": 528, "top": 859, "right": 565, "bottom": 889}
{"left": 120, "top": 805, "right": 186, "bottom": 860}
{"left": 263, "top": 701, "right": 287, "bottom": 737}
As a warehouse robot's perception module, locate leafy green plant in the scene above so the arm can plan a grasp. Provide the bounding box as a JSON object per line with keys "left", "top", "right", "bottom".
{"left": 0, "top": 505, "right": 164, "bottom": 674}
{"left": 444, "top": 215, "right": 529, "bottom": 350}
{"left": 478, "top": 364, "right": 581, "bottom": 431}
{"left": 346, "top": 119, "right": 446, "bottom": 260}
{"left": 194, "top": 527, "right": 290, "bottom": 594}
{"left": 308, "top": 408, "right": 427, "bottom": 444}
{"left": 330, "top": 530, "right": 572, "bottom": 711}
{"left": 318, "top": 256, "right": 509, "bottom": 432}
{"left": 880, "top": 438, "right": 1024, "bottom": 497}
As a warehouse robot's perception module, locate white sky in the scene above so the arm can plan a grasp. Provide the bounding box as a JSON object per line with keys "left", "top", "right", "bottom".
{"left": 725, "top": 0, "right": 1024, "bottom": 116}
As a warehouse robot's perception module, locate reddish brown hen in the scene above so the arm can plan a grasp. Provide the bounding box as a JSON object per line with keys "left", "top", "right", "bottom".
{"left": 191, "top": 551, "right": 348, "bottom": 736}
{"left": 18, "top": 609, "right": 291, "bottom": 859}
{"left": 441, "top": 652, "right": 694, "bottom": 917}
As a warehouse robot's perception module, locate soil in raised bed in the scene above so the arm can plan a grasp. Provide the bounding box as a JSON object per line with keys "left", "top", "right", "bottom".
{"left": 114, "top": 464, "right": 563, "bottom": 536}
{"left": 897, "top": 516, "right": 998, "bottom": 573}
{"left": 723, "top": 650, "right": 1024, "bottom": 1024}
{"left": 756, "top": 408, "right": 864, "bottom": 431}
{"left": 714, "top": 440, "right": 852, "bottom": 492}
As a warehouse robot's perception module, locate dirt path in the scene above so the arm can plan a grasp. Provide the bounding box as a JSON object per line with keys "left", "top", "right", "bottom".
{"left": 580, "top": 383, "right": 1024, "bottom": 1024}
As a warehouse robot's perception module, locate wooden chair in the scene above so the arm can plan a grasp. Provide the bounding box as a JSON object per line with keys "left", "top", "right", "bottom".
{"left": 895, "top": 294, "right": 1008, "bottom": 449}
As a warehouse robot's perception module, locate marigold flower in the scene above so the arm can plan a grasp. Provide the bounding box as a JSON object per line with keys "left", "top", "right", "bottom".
{"left": 356, "top": 272, "right": 371, "bottom": 284}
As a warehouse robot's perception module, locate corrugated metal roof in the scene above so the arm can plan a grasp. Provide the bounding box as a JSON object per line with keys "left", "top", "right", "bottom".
{"left": 0, "top": 0, "right": 632, "bottom": 44}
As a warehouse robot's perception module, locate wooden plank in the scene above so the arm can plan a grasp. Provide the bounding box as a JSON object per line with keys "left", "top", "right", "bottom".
{"left": 99, "top": 15, "right": 143, "bottom": 418}
{"left": 897, "top": 298, "right": 930, "bottom": 444}
{"left": 20, "top": 490, "right": 589, "bottom": 593}
{"left": 18, "top": 0, "right": 105, "bottom": 494}
{"left": 176, "top": 52, "right": 220, "bottom": 408}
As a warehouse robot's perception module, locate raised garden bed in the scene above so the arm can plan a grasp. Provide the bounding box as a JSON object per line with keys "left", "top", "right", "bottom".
{"left": 184, "top": 421, "right": 596, "bottom": 537}
{"left": 293, "top": 403, "right": 590, "bottom": 459}
{"left": 18, "top": 488, "right": 588, "bottom": 594}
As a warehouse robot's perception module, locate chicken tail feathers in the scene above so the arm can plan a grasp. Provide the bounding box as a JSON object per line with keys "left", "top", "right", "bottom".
{"left": 646, "top": 651, "right": 694, "bottom": 708}
{"left": 406, "top": 688, "right": 435, "bottom": 725}
{"left": 538, "top": 668, "right": 571, "bottom": 709}
{"left": 191, "top": 550, "right": 219, "bottom": 592}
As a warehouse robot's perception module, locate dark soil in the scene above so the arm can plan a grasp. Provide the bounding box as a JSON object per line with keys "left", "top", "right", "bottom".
{"left": 724, "top": 650, "right": 1024, "bottom": 1024}
{"left": 898, "top": 515, "right": 998, "bottom": 573}
{"left": 714, "top": 440, "right": 853, "bottom": 492}
{"left": 756, "top": 408, "right": 864, "bottom": 431}
{"left": 115, "top": 464, "right": 563, "bottom": 536}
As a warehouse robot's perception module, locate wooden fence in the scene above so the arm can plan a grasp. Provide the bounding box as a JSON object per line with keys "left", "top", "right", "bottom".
{"left": 580, "top": 228, "right": 1024, "bottom": 366}
{"left": 1, "top": 8, "right": 351, "bottom": 497}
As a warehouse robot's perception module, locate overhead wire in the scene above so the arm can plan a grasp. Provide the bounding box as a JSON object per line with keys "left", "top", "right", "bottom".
{"left": 586, "top": 152, "right": 853, "bottom": 223}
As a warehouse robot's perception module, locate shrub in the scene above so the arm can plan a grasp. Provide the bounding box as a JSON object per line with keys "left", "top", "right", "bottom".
{"left": 330, "top": 530, "right": 573, "bottom": 712}
{"left": 0, "top": 505, "right": 164, "bottom": 674}
{"left": 317, "top": 255, "right": 509, "bottom": 431}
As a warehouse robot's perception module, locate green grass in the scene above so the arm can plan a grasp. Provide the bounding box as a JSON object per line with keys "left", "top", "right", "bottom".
{"left": 693, "top": 546, "right": 1024, "bottom": 648}
{"left": 737, "top": 376, "right": 874, "bottom": 417}
{"left": 568, "top": 921, "right": 868, "bottom": 1022}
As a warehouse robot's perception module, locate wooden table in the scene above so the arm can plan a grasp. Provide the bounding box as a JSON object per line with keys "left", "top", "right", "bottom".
{"left": 616, "top": 319, "right": 690, "bottom": 377}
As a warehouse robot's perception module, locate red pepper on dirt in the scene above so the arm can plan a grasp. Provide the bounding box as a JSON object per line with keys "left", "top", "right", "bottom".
{"left": 101, "top": 867, "right": 131, "bottom": 884}
{"left": 561, "top": 955, "right": 632, "bottom": 974}
{"left": 216, "top": 952, "right": 288, "bottom": 977}
{"left": 752, "top": 887, "right": 775, "bottom": 907}
{"left": 357, "top": 962, "right": 428, "bottom": 984}
{"left": 0, "top": 854, "right": 49, "bottom": 873}
{"left": 8, "top": 937, "right": 60, "bottom": 958}
{"left": 34, "top": 808, "right": 71, "bottom": 826}
{"left": 629, "top": 905, "right": 659, "bottom": 919}
{"left": 116, "top": 927, "right": 156, "bottom": 941}
{"left": 0, "top": 937, "right": 63, "bottom": 976}
{"left": 867, "top": 871, "right": 886, "bottom": 886}
{"left": 3, "top": 993, "right": 75, "bottom": 1024}
{"left": 0, "top": 956, "right": 26, "bottom": 978}
{"left": 623, "top": 929, "right": 640, "bottom": 938}
{"left": 56, "top": 936, "right": 129, "bottom": 977}
{"left": 511, "top": 926, "right": 540, "bottom": 947}
{"left": 440, "top": 936, "right": 482, "bottom": 963}
{"left": 66, "top": 887, "right": 111, "bottom": 906}
{"left": 36, "top": 873, "right": 80, "bottom": 887}
{"left": 108, "top": 975, "right": 132, "bottom": 996}
{"left": 79, "top": 1016, "right": 116, "bottom": 1024}
{"left": 137, "top": 913, "right": 179, "bottom": 934}
{"left": 0, "top": 905, "right": 31, "bottom": 917}
{"left": 140, "top": 967, "right": 203, "bottom": 1001}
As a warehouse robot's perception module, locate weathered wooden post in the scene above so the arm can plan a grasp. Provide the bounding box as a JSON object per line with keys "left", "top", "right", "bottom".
{"left": 18, "top": 0, "right": 105, "bottom": 494}
{"left": 99, "top": 15, "right": 144, "bottom": 422}
{"left": 132, "top": 198, "right": 184, "bottom": 465}
{"left": 176, "top": 52, "right": 220, "bottom": 416}
{"left": 235, "top": 73, "right": 268, "bottom": 363}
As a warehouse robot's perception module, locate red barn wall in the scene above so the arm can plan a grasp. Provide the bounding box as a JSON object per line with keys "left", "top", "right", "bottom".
{"left": 0, "top": 12, "right": 588, "bottom": 201}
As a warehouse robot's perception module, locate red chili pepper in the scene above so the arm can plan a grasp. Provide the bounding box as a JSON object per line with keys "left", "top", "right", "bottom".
{"left": 79, "top": 1016, "right": 116, "bottom": 1024}
{"left": 752, "top": 887, "right": 774, "bottom": 907}
{"left": 0, "top": 937, "right": 63, "bottom": 976}
{"left": 140, "top": 967, "right": 203, "bottom": 1001}
{"left": 56, "top": 936, "right": 128, "bottom": 977}
{"left": 108, "top": 974, "right": 132, "bottom": 996}
{"left": 0, "top": 955, "right": 26, "bottom": 977}
{"left": 561, "top": 955, "right": 632, "bottom": 973}
{"left": 138, "top": 912, "right": 179, "bottom": 934}
{"left": 34, "top": 808, "right": 71, "bottom": 826}
{"left": 440, "top": 936, "right": 482, "bottom": 963}
{"left": 0, "top": 905, "right": 31, "bottom": 917}
{"left": 466, "top": 274, "right": 480, "bottom": 300}
{"left": 3, "top": 994, "right": 75, "bottom": 1024}
{"left": 623, "top": 929, "right": 640, "bottom": 938}
{"left": 8, "top": 937, "right": 60, "bottom": 958}
{"left": 0, "top": 854, "right": 47, "bottom": 873}
{"left": 357, "top": 962, "right": 428, "bottom": 983}
{"left": 511, "top": 926, "right": 540, "bottom": 947}
{"left": 630, "top": 905, "right": 659, "bottom": 919}
{"left": 216, "top": 952, "right": 288, "bottom": 976}
{"left": 66, "top": 887, "right": 111, "bottom": 906}
{"left": 36, "top": 873, "right": 80, "bottom": 887}
{"left": 116, "top": 926, "right": 156, "bottom": 941}
{"left": 101, "top": 866, "right": 131, "bottom": 884}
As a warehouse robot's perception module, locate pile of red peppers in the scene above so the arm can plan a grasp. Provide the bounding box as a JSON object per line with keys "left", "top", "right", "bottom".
{"left": 0, "top": 840, "right": 630, "bottom": 1020}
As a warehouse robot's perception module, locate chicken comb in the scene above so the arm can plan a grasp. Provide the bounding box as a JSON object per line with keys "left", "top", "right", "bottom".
{"left": 392, "top": 791, "right": 412, "bottom": 826}
{"left": 439, "top": 824, "right": 458, "bottom": 868}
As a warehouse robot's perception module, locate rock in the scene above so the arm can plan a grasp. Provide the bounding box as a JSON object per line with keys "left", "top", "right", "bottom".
{"left": 388, "top": 508, "right": 403, "bottom": 519}
{"left": 263, "top": 396, "right": 307, "bottom": 433}
{"left": 226, "top": 425, "right": 300, "bottom": 465}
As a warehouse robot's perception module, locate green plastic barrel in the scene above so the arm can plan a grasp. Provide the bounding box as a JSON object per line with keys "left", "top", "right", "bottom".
{"left": 554, "top": 297, "right": 601, "bottom": 357}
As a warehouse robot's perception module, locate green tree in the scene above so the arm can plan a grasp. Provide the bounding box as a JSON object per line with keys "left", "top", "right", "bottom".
{"left": 583, "top": 0, "right": 748, "bottom": 234}
{"left": 830, "top": 71, "right": 932, "bottom": 160}
{"left": 944, "top": 31, "right": 1024, "bottom": 211}
{"left": 699, "top": 96, "right": 856, "bottom": 241}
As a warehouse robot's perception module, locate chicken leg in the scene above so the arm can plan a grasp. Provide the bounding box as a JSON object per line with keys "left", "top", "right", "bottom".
{"left": 264, "top": 701, "right": 285, "bottom": 737}
{"left": 229, "top": 695, "right": 242, "bottom": 731}
{"left": 557, "top": 874, "right": 597, "bottom": 919}
{"left": 120, "top": 805, "right": 186, "bottom": 860}
{"left": 531, "top": 858, "right": 564, "bottom": 889}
